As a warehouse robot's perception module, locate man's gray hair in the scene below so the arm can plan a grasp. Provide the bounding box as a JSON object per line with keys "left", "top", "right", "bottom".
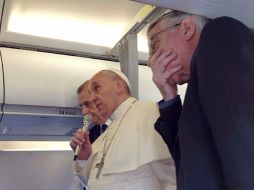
{"left": 148, "top": 10, "right": 210, "bottom": 34}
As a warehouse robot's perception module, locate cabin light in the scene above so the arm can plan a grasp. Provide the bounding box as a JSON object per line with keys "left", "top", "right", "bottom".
{"left": 6, "top": 3, "right": 149, "bottom": 53}
{"left": 7, "top": 10, "right": 120, "bottom": 48}
{"left": 0, "top": 141, "right": 72, "bottom": 151}
{"left": 7, "top": 7, "right": 128, "bottom": 49}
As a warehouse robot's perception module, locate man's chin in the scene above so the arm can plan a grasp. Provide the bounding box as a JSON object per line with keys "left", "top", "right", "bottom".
{"left": 171, "top": 74, "right": 189, "bottom": 85}
{"left": 178, "top": 79, "right": 189, "bottom": 85}
{"left": 96, "top": 104, "right": 103, "bottom": 112}
{"left": 96, "top": 107, "right": 107, "bottom": 118}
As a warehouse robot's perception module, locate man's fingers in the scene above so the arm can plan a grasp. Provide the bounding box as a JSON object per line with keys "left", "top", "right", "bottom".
{"left": 165, "top": 64, "right": 183, "bottom": 77}
{"left": 70, "top": 138, "right": 78, "bottom": 150}
{"left": 157, "top": 51, "right": 177, "bottom": 71}
{"left": 148, "top": 49, "right": 162, "bottom": 67}
{"left": 150, "top": 50, "right": 177, "bottom": 74}
{"left": 155, "top": 50, "right": 176, "bottom": 67}
{"left": 71, "top": 129, "right": 86, "bottom": 146}
{"left": 71, "top": 136, "right": 82, "bottom": 147}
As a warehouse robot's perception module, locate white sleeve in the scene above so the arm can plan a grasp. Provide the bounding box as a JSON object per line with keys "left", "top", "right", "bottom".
{"left": 72, "top": 175, "right": 82, "bottom": 190}
{"left": 73, "top": 155, "right": 93, "bottom": 187}
{"left": 150, "top": 159, "right": 176, "bottom": 190}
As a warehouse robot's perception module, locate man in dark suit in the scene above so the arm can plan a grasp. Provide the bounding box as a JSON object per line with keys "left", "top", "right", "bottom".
{"left": 71, "top": 80, "right": 108, "bottom": 190}
{"left": 76, "top": 80, "right": 108, "bottom": 143}
{"left": 148, "top": 10, "right": 254, "bottom": 189}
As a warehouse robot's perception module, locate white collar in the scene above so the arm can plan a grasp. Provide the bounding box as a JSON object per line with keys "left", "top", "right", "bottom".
{"left": 110, "top": 97, "right": 136, "bottom": 121}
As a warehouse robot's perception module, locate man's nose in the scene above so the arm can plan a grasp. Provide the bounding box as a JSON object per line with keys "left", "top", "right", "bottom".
{"left": 89, "top": 94, "right": 97, "bottom": 104}
{"left": 81, "top": 107, "right": 90, "bottom": 116}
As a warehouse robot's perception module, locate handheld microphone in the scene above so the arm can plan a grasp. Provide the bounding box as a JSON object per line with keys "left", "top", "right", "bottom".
{"left": 73, "top": 114, "right": 92, "bottom": 161}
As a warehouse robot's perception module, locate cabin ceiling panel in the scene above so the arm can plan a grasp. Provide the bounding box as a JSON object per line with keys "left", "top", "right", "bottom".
{"left": 0, "top": 0, "right": 150, "bottom": 60}
{"left": 132, "top": 0, "right": 254, "bottom": 29}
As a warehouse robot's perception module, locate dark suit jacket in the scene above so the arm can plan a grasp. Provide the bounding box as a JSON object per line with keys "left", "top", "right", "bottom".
{"left": 155, "top": 17, "right": 254, "bottom": 189}
{"left": 89, "top": 124, "right": 107, "bottom": 144}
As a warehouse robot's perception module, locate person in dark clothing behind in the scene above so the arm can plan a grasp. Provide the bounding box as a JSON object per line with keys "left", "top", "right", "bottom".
{"left": 76, "top": 80, "right": 108, "bottom": 143}
{"left": 148, "top": 10, "right": 254, "bottom": 189}
{"left": 71, "top": 80, "right": 108, "bottom": 190}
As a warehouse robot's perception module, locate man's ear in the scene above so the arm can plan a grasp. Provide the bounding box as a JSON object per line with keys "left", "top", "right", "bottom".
{"left": 180, "top": 16, "right": 196, "bottom": 41}
{"left": 115, "top": 78, "right": 125, "bottom": 94}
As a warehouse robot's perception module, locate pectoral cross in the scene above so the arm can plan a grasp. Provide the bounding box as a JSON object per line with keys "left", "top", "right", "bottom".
{"left": 95, "top": 156, "right": 105, "bottom": 179}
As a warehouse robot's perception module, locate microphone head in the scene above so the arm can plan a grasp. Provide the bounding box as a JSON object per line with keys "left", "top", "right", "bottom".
{"left": 83, "top": 114, "right": 92, "bottom": 127}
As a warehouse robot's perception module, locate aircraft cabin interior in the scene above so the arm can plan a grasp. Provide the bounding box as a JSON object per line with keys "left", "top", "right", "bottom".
{"left": 0, "top": 0, "right": 253, "bottom": 190}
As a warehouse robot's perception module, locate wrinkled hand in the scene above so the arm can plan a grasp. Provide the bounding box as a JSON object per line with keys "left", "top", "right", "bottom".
{"left": 70, "top": 129, "right": 92, "bottom": 160}
{"left": 149, "top": 49, "right": 182, "bottom": 101}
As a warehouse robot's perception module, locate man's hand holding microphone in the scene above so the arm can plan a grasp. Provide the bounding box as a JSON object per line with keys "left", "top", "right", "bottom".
{"left": 70, "top": 114, "right": 92, "bottom": 161}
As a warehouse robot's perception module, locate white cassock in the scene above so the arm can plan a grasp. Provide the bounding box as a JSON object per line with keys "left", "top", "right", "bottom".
{"left": 74, "top": 97, "right": 176, "bottom": 190}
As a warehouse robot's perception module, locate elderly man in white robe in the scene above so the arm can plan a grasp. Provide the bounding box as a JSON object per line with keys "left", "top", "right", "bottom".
{"left": 70, "top": 69, "right": 176, "bottom": 190}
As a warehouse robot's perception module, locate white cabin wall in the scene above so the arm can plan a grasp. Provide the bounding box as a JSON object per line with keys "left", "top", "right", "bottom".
{"left": 0, "top": 151, "right": 75, "bottom": 190}
{"left": 1, "top": 47, "right": 186, "bottom": 107}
